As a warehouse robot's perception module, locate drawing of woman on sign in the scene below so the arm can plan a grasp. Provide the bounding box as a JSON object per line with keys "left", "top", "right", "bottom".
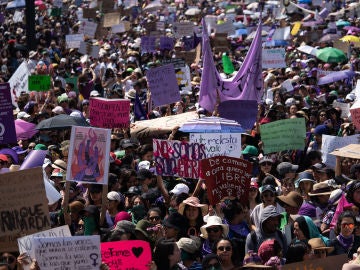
{"left": 74, "top": 129, "right": 100, "bottom": 182}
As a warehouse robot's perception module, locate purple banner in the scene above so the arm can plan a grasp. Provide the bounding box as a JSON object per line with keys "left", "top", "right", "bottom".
{"left": 219, "top": 100, "right": 258, "bottom": 130}
{"left": 160, "top": 37, "right": 174, "bottom": 51}
{"left": 0, "top": 83, "right": 16, "bottom": 144}
{"left": 146, "top": 64, "right": 181, "bottom": 107}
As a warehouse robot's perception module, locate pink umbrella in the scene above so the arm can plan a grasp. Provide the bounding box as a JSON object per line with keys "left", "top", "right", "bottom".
{"left": 15, "top": 119, "right": 38, "bottom": 140}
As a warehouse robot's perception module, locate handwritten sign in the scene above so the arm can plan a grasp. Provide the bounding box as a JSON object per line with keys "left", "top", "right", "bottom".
{"left": 0, "top": 168, "right": 50, "bottom": 252}
{"left": 141, "top": 36, "right": 156, "bottom": 54}
{"left": 333, "top": 100, "right": 350, "bottom": 118}
{"left": 262, "top": 48, "right": 286, "bottom": 69}
{"left": 201, "top": 156, "right": 252, "bottom": 205}
{"left": 8, "top": 61, "right": 31, "bottom": 107}
{"left": 103, "top": 12, "right": 120, "bottom": 27}
{"left": 79, "top": 41, "right": 100, "bottom": 58}
{"left": 18, "top": 225, "right": 71, "bottom": 267}
{"left": 146, "top": 64, "right": 181, "bottom": 107}
{"left": 190, "top": 133, "right": 242, "bottom": 158}
{"left": 215, "top": 21, "right": 236, "bottom": 35}
{"left": 33, "top": 235, "right": 101, "bottom": 270}
{"left": 89, "top": 98, "right": 130, "bottom": 128}
{"left": 260, "top": 118, "right": 306, "bottom": 154}
{"left": 66, "top": 34, "right": 84, "bottom": 48}
{"left": 112, "top": 23, "right": 126, "bottom": 33}
{"left": 282, "top": 254, "right": 347, "bottom": 270}
{"left": 79, "top": 20, "right": 98, "bottom": 38}
{"left": 153, "top": 139, "right": 206, "bottom": 179}
{"left": 67, "top": 126, "right": 111, "bottom": 184}
{"left": 101, "top": 240, "right": 151, "bottom": 270}
{"left": 351, "top": 100, "right": 360, "bottom": 130}
{"left": 173, "top": 22, "right": 194, "bottom": 38}
{"left": 28, "top": 75, "right": 51, "bottom": 91}
{"left": 322, "top": 134, "right": 360, "bottom": 167}
{"left": 0, "top": 83, "right": 16, "bottom": 144}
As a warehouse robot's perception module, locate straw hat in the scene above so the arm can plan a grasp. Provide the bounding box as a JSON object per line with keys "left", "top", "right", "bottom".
{"left": 277, "top": 191, "right": 303, "bottom": 208}
{"left": 178, "top": 197, "right": 208, "bottom": 216}
{"left": 308, "top": 238, "right": 334, "bottom": 253}
{"left": 308, "top": 182, "right": 333, "bottom": 196}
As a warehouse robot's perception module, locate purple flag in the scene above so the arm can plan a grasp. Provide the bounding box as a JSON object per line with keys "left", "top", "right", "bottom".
{"left": 199, "top": 20, "right": 264, "bottom": 113}
{"left": 0, "top": 83, "right": 17, "bottom": 144}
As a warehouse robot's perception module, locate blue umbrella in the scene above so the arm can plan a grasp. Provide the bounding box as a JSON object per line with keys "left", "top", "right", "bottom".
{"left": 179, "top": 116, "right": 245, "bottom": 133}
{"left": 317, "top": 70, "right": 355, "bottom": 85}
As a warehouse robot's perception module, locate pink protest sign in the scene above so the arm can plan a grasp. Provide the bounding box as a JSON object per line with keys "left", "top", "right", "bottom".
{"left": 350, "top": 100, "right": 360, "bottom": 131}
{"left": 153, "top": 139, "right": 206, "bottom": 179}
{"left": 67, "top": 126, "right": 111, "bottom": 185}
{"left": 101, "top": 240, "right": 151, "bottom": 270}
{"left": 89, "top": 98, "right": 130, "bottom": 128}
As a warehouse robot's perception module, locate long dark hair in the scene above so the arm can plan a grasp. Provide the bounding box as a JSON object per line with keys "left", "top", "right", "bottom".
{"left": 153, "top": 239, "right": 176, "bottom": 270}
{"left": 335, "top": 210, "right": 356, "bottom": 235}
{"left": 183, "top": 204, "right": 204, "bottom": 236}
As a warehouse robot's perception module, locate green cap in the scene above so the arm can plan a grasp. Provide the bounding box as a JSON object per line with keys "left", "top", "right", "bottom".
{"left": 34, "top": 144, "right": 47, "bottom": 150}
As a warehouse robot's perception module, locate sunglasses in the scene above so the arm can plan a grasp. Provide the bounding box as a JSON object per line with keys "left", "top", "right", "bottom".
{"left": 1, "top": 256, "right": 15, "bottom": 264}
{"left": 206, "top": 227, "right": 221, "bottom": 233}
{"left": 149, "top": 216, "right": 161, "bottom": 221}
{"left": 341, "top": 223, "right": 355, "bottom": 230}
{"left": 217, "top": 246, "right": 232, "bottom": 252}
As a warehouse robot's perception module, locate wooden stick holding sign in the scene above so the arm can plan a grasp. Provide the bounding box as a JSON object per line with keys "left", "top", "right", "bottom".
{"left": 100, "top": 185, "right": 108, "bottom": 227}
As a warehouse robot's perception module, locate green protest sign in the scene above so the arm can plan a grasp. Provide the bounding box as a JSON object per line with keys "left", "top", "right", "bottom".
{"left": 28, "top": 75, "right": 51, "bottom": 92}
{"left": 260, "top": 118, "right": 306, "bottom": 154}
{"left": 65, "top": 76, "right": 78, "bottom": 93}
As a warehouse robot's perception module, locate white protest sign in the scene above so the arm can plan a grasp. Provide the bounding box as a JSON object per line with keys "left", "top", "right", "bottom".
{"left": 8, "top": 61, "right": 31, "bottom": 107}
{"left": 322, "top": 134, "right": 360, "bottom": 167}
{"left": 79, "top": 41, "right": 100, "bottom": 58}
{"left": 13, "top": 10, "right": 24, "bottom": 23}
{"left": 18, "top": 225, "right": 71, "bottom": 268}
{"left": 176, "top": 65, "right": 192, "bottom": 93}
{"left": 123, "top": 0, "right": 138, "bottom": 8}
{"left": 111, "top": 23, "right": 126, "bottom": 33}
{"left": 353, "top": 79, "right": 360, "bottom": 101}
{"left": 79, "top": 21, "right": 97, "bottom": 38}
{"left": 215, "top": 21, "right": 236, "bottom": 35}
{"left": 205, "top": 15, "right": 218, "bottom": 34}
{"left": 66, "top": 34, "right": 84, "bottom": 48}
{"left": 351, "top": 100, "right": 360, "bottom": 131}
{"left": 282, "top": 79, "right": 294, "bottom": 92}
{"left": 262, "top": 48, "right": 286, "bottom": 69}
{"left": 173, "top": 22, "right": 194, "bottom": 38}
{"left": 333, "top": 101, "right": 350, "bottom": 118}
{"left": 190, "top": 133, "right": 242, "bottom": 158}
{"left": 33, "top": 235, "right": 101, "bottom": 270}
{"left": 272, "top": 26, "right": 291, "bottom": 40}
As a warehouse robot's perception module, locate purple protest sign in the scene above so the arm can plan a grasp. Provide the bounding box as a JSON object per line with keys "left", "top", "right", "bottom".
{"left": 219, "top": 100, "right": 258, "bottom": 130}
{"left": 146, "top": 64, "right": 181, "bottom": 107}
{"left": 160, "top": 37, "right": 174, "bottom": 51}
{"left": 141, "top": 36, "right": 156, "bottom": 54}
{"left": 0, "top": 83, "right": 16, "bottom": 144}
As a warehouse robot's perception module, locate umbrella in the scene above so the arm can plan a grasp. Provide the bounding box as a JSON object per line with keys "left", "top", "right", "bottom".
{"left": 36, "top": 114, "right": 90, "bottom": 130}
{"left": 316, "top": 47, "right": 347, "bottom": 63}
{"left": 317, "top": 69, "right": 355, "bottom": 85}
{"left": 297, "top": 45, "right": 318, "bottom": 56}
{"left": 143, "top": 1, "right": 162, "bottom": 12}
{"left": 179, "top": 116, "right": 245, "bottom": 133}
{"left": 184, "top": 7, "right": 201, "bottom": 16}
{"left": 343, "top": 26, "right": 360, "bottom": 33}
{"left": 336, "top": 20, "right": 351, "bottom": 28}
{"left": 5, "top": 0, "right": 25, "bottom": 9}
{"left": 15, "top": 119, "right": 38, "bottom": 140}
{"left": 319, "top": 33, "right": 341, "bottom": 43}
{"left": 340, "top": 35, "right": 360, "bottom": 43}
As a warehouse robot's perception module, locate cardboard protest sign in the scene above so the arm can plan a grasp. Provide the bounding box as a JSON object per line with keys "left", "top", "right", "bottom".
{"left": 201, "top": 156, "right": 252, "bottom": 205}
{"left": 89, "top": 98, "right": 130, "bottom": 128}
{"left": 153, "top": 139, "right": 206, "bottom": 179}
{"left": 33, "top": 235, "right": 101, "bottom": 270}
{"left": 101, "top": 240, "right": 151, "bottom": 270}
{"left": 350, "top": 100, "right": 360, "bottom": 130}
{"left": 0, "top": 83, "right": 16, "bottom": 144}
{"left": 173, "top": 22, "right": 194, "bottom": 38}
{"left": 260, "top": 118, "right": 306, "bottom": 154}
{"left": 66, "top": 34, "right": 84, "bottom": 48}
{"left": 146, "top": 64, "right": 181, "bottom": 107}
{"left": 8, "top": 61, "right": 31, "bottom": 107}
{"left": 262, "top": 48, "right": 286, "bottom": 69}
{"left": 83, "top": 8, "right": 97, "bottom": 18}
{"left": 28, "top": 75, "right": 51, "bottom": 91}
{"left": 130, "top": 111, "right": 198, "bottom": 139}
{"left": 79, "top": 41, "right": 100, "bottom": 58}
{"left": 0, "top": 167, "right": 50, "bottom": 252}
{"left": 176, "top": 50, "right": 197, "bottom": 65}
{"left": 282, "top": 254, "right": 347, "bottom": 270}
{"left": 67, "top": 126, "right": 111, "bottom": 184}
{"left": 322, "top": 134, "right": 360, "bottom": 167}
{"left": 18, "top": 225, "right": 71, "bottom": 267}
{"left": 219, "top": 100, "right": 257, "bottom": 130}
{"left": 330, "top": 144, "right": 360, "bottom": 160}
{"left": 103, "top": 12, "right": 120, "bottom": 27}
{"left": 190, "top": 133, "right": 242, "bottom": 158}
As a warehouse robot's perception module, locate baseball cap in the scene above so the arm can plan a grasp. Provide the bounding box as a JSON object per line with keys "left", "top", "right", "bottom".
{"left": 170, "top": 183, "right": 189, "bottom": 195}
{"left": 90, "top": 90, "right": 100, "bottom": 97}
{"left": 17, "top": 111, "right": 30, "bottom": 119}
{"left": 276, "top": 162, "right": 298, "bottom": 176}
{"left": 242, "top": 145, "right": 258, "bottom": 156}
{"left": 107, "top": 191, "right": 122, "bottom": 202}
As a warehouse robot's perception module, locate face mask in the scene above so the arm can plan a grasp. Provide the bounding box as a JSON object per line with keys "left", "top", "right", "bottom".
{"left": 172, "top": 108, "right": 178, "bottom": 113}
{"left": 83, "top": 216, "right": 96, "bottom": 235}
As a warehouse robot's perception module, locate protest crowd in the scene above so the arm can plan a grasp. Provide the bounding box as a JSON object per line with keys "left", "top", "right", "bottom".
{"left": 2, "top": 0, "right": 360, "bottom": 269}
